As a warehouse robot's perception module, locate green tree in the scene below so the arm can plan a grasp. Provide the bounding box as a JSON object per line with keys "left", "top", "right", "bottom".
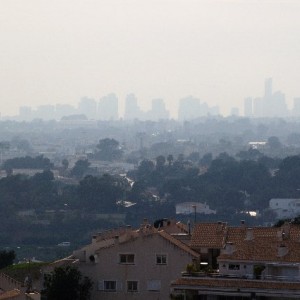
{"left": 0, "top": 250, "right": 15, "bottom": 269}
{"left": 156, "top": 155, "right": 166, "bottom": 170}
{"left": 167, "top": 154, "right": 174, "bottom": 166}
{"left": 267, "top": 136, "right": 282, "bottom": 150}
{"left": 95, "top": 138, "right": 123, "bottom": 161}
{"left": 137, "top": 159, "right": 155, "bottom": 178}
{"left": 0, "top": 141, "right": 10, "bottom": 164}
{"left": 77, "top": 174, "right": 125, "bottom": 211}
{"left": 187, "top": 152, "right": 200, "bottom": 163}
{"left": 42, "top": 266, "right": 93, "bottom": 300}
{"left": 2, "top": 155, "right": 53, "bottom": 170}
{"left": 199, "top": 153, "right": 212, "bottom": 167}
{"left": 62, "top": 159, "right": 69, "bottom": 170}
{"left": 70, "top": 159, "right": 90, "bottom": 179}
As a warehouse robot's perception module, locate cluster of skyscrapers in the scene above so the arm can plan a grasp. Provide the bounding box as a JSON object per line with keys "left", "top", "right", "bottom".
{"left": 244, "top": 78, "right": 300, "bottom": 118}
{"left": 17, "top": 94, "right": 219, "bottom": 121}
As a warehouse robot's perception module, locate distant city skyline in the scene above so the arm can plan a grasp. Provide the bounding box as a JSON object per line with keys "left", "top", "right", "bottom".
{"left": 14, "top": 94, "right": 220, "bottom": 121}
{"left": 1, "top": 1, "right": 300, "bottom": 118}
{"left": 4, "top": 78, "right": 300, "bottom": 121}
{"left": 8, "top": 76, "right": 300, "bottom": 121}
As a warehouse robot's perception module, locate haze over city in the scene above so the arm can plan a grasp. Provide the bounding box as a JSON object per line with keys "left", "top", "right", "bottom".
{"left": 1, "top": 0, "right": 300, "bottom": 118}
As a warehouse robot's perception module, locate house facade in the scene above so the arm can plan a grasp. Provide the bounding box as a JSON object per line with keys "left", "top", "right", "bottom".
{"left": 72, "top": 220, "right": 199, "bottom": 300}
{"left": 175, "top": 202, "right": 216, "bottom": 215}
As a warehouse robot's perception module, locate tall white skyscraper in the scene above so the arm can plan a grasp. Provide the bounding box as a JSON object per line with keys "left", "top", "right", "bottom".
{"left": 147, "top": 98, "right": 169, "bottom": 120}
{"left": 124, "top": 94, "right": 142, "bottom": 120}
{"left": 244, "top": 97, "right": 253, "bottom": 117}
{"left": 78, "top": 97, "right": 97, "bottom": 119}
{"left": 98, "top": 93, "right": 118, "bottom": 120}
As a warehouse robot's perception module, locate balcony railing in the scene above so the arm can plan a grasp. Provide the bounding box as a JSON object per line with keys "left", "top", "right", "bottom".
{"left": 182, "top": 271, "right": 300, "bottom": 282}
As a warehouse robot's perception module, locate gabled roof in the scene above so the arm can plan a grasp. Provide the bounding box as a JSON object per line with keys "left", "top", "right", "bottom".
{"left": 159, "top": 230, "right": 199, "bottom": 258}
{"left": 74, "top": 221, "right": 198, "bottom": 258}
{"left": 0, "top": 289, "right": 21, "bottom": 299}
{"left": 219, "top": 224, "right": 300, "bottom": 263}
{"left": 171, "top": 277, "right": 300, "bottom": 292}
{"left": 191, "top": 222, "right": 228, "bottom": 249}
{"left": 190, "top": 221, "right": 300, "bottom": 263}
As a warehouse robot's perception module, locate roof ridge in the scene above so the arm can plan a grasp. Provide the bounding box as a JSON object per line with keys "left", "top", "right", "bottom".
{"left": 158, "top": 230, "right": 199, "bottom": 257}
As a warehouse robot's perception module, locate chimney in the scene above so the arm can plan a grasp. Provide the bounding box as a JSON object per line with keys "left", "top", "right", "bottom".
{"left": 282, "top": 222, "right": 291, "bottom": 239}
{"left": 224, "top": 242, "right": 235, "bottom": 255}
{"left": 114, "top": 235, "right": 119, "bottom": 244}
{"left": 188, "top": 220, "right": 191, "bottom": 235}
{"left": 245, "top": 228, "right": 254, "bottom": 240}
{"left": 162, "top": 218, "right": 168, "bottom": 227}
{"left": 240, "top": 220, "right": 246, "bottom": 228}
{"left": 217, "top": 221, "right": 223, "bottom": 232}
{"left": 92, "top": 235, "right": 97, "bottom": 244}
{"left": 278, "top": 244, "right": 288, "bottom": 257}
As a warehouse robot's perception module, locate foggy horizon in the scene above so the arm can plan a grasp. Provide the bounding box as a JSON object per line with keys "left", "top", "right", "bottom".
{"left": 1, "top": 0, "right": 300, "bottom": 117}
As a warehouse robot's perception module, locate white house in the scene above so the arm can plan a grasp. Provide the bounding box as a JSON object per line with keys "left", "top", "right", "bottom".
{"left": 175, "top": 202, "right": 216, "bottom": 215}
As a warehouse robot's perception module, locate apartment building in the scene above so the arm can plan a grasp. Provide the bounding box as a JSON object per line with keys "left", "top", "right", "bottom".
{"left": 171, "top": 222, "right": 300, "bottom": 299}
{"left": 72, "top": 219, "right": 199, "bottom": 300}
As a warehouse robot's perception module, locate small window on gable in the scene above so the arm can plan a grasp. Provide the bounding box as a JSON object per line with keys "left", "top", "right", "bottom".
{"left": 119, "top": 254, "right": 135, "bottom": 264}
{"left": 156, "top": 254, "right": 167, "bottom": 265}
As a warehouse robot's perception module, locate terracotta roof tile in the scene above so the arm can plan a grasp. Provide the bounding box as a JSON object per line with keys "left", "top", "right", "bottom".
{"left": 0, "top": 289, "right": 21, "bottom": 299}
{"left": 219, "top": 224, "right": 300, "bottom": 263}
{"left": 171, "top": 277, "right": 300, "bottom": 291}
{"left": 158, "top": 230, "right": 200, "bottom": 258}
{"left": 191, "top": 222, "right": 228, "bottom": 249}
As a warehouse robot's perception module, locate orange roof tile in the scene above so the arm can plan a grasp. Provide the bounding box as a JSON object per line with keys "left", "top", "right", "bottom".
{"left": 219, "top": 224, "right": 300, "bottom": 263}
{"left": 0, "top": 289, "right": 21, "bottom": 299}
{"left": 159, "top": 230, "right": 200, "bottom": 258}
{"left": 171, "top": 277, "right": 300, "bottom": 291}
{"left": 191, "top": 222, "right": 228, "bottom": 249}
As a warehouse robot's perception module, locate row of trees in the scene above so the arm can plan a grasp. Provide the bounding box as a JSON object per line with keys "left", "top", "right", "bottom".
{"left": 2, "top": 155, "right": 53, "bottom": 170}
{"left": 1, "top": 151, "right": 300, "bottom": 217}
{"left": 128, "top": 151, "right": 300, "bottom": 214}
{"left": 2, "top": 149, "right": 300, "bottom": 249}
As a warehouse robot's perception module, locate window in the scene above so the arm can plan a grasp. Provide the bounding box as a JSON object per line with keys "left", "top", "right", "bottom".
{"left": 119, "top": 254, "right": 135, "bottom": 264}
{"left": 147, "top": 280, "right": 161, "bottom": 291}
{"left": 127, "top": 281, "right": 138, "bottom": 292}
{"left": 104, "top": 281, "right": 116, "bottom": 292}
{"left": 98, "top": 280, "right": 121, "bottom": 292}
{"left": 228, "top": 264, "right": 240, "bottom": 270}
{"left": 156, "top": 254, "right": 167, "bottom": 265}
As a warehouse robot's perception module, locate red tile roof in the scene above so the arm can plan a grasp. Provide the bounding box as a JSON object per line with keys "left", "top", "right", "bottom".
{"left": 159, "top": 230, "right": 200, "bottom": 258}
{"left": 0, "top": 289, "right": 21, "bottom": 299}
{"left": 219, "top": 224, "right": 300, "bottom": 263}
{"left": 171, "top": 277, "right": 300, "bottom": 291}
{"left": 191, "top": 222, "right": 228, "bottom": 249}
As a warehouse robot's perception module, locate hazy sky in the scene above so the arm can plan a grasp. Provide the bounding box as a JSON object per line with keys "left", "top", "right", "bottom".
{"left": 1, "top": 0, "right": 300, "bottom": 117}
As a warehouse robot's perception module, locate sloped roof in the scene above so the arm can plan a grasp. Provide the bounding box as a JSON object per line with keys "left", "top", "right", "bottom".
{"left": 219, "top": 224, "right": 300, "bottom": 263}
{"left": 190, "top": 221, "right": 300, "bottom": 263}
{"left": 191, "top": 222, "right": 228, "bottom": 249}
{"left": 171, "top": 277, "right": 300, "bottom": 291}
{"left": 0, "top": 289, "right": 21, "bottom": 299}
{"left": 158, "top": 230, "right": 199, "bottom": 258}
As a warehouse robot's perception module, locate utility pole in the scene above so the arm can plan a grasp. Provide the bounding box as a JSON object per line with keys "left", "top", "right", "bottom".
{"left": 192, "top": 204, "right": 197, "bottom": 225}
